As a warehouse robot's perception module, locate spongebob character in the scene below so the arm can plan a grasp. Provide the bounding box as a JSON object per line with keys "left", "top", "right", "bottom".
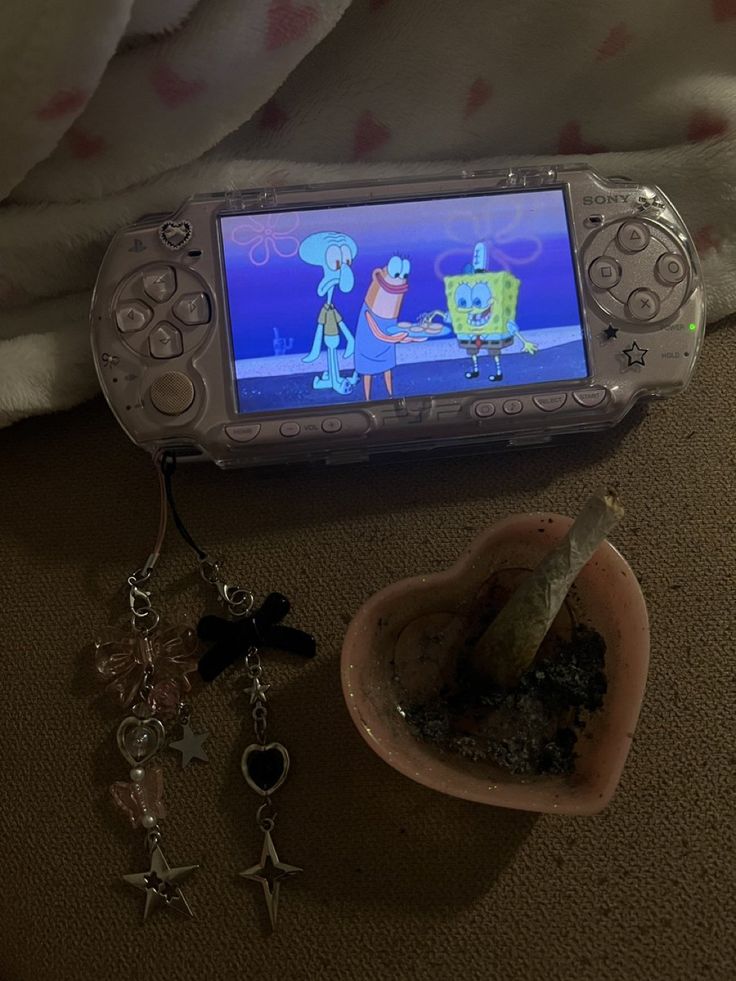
{"left": 443, "top": 242, "right": 538, "bottom": 381}
{"left": 299, "top": 231, "right": 359, "bottom": 395}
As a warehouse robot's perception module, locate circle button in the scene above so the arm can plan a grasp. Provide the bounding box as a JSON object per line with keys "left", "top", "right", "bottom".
{"left": 655, "top": 252, "right": 687, "bottom": 285}
{"left": 627, "top": 288, "right": 660, "bottom": 322}
{"left": 617, "top": 220, "right": 650, "bottom": 253}
{"left": 588, "top": 257, "right": 622, "bottom": 289}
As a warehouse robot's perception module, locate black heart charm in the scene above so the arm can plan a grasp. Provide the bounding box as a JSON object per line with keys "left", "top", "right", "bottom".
{"left": 241, "top": 742, "right": 290, "bottom": 796}
{"left": 159, "top": 220, "right": 192, "bottom": 250}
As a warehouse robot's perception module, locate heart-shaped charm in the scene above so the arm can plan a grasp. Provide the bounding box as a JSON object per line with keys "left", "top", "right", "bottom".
{"left": 117, "top": 716, "right": 166, "bottom": 767}
{"left": 241, "top": 742, "right": 290, "bottom": 796}
{"left": 159, "top": 220, "right": 192, "bottom": 250}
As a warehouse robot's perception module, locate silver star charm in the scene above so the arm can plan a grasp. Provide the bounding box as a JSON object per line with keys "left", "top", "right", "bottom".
{"left": 123, "top": 846, "right": 198, "bottom": 922}
{"left": 170, "top": 723, "right": 209, "bottom": 767}
{"left": 240, "top": 830, "right": 301, "bottom": 930}
{"left": 247, "top": 678, "right": 271, "bottom": 705}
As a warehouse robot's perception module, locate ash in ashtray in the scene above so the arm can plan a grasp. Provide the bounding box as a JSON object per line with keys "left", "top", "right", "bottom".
{"left": 404, "top": 624, "right": 607, "bottom": 776}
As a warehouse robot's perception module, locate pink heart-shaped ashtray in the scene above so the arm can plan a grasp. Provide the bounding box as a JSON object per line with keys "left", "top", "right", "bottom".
{"left": 341, "top": 513, "right": 649, "bottom": 815}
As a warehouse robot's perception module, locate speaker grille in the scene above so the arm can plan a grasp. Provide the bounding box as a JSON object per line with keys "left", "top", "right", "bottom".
{"left": 149, "top": 372, "right": 195, "bottom": 416}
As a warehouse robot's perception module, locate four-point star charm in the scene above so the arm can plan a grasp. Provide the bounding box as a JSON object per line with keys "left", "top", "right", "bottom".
{"left": 170, "top": 723, "right": 209, "bottom": 767}
{"left": 123, "top": 846, "right": 198, "bottom": 921}
{"left": 623, "top": 340, "right": 648, "bottom": 367}
{"left": 240, "top": 831, "right": 301, "bottom": 930}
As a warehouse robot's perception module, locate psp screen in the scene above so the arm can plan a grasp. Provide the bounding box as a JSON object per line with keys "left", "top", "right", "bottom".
{"left": 219, "top": 188, "right": 588, "bottom": 414}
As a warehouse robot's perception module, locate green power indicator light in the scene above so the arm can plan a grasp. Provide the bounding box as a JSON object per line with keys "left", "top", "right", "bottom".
{"left": 688, "top": 323, "right": 697, "bottom": 331}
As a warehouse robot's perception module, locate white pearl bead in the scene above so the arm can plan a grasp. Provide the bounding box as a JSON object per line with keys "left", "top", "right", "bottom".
{"left": 130, "top": 767, "right": 145, "bottom": 783}
{"left": 141, "top": 813, "right": 158, "bottom": 830}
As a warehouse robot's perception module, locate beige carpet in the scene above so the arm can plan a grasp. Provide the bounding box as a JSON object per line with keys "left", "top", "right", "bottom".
{"left": 1, "top": 324, "right": 734, "bottom": 980}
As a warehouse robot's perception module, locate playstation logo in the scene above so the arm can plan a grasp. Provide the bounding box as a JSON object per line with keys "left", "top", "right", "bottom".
{"left": 128, "top": 238, "right": 146, "bottom": 253}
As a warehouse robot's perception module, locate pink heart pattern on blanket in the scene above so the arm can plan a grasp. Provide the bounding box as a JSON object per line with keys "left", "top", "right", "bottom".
{"left": 595, "top": 22, "right": 634, "bottom": 61}
{"left": 712, "top": 0, "right": 736, "bottom": 21}
{"left": 352, "top": 110, "right": 391, "bottom": 159}
{"left": 267, "top": 0, "right": 318, "bottom": 50}
{"left": 150, "top": 64, "right": 206, "bottom": 109}
{"left": 35, "top": 88, "right": 88, "bottom": 121}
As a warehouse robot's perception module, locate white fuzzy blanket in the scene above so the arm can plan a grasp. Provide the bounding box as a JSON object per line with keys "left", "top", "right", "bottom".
{"left": 1, "top": 0, "right": 734, "bottom": 427}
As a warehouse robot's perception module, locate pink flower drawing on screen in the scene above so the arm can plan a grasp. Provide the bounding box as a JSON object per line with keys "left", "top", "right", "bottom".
{"left": 230, "top": 212, "right": 301, "bottom": 266}
{"left": 434, "top": 204, "right": 542, "bottom": 280}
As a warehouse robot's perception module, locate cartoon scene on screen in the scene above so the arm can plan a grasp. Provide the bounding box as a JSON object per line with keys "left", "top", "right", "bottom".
{"left": 220, "top": 190, "right": 588, "bottom": 414}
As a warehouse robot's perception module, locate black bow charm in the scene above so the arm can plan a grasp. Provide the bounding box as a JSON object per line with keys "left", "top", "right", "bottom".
{"left": 197, "top": 592, "right": 316, "bottom": 682}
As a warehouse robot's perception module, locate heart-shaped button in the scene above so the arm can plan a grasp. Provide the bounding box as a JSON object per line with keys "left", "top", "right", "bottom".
{"left": 241, "top": 742, "right": 290, "bottom": 796}
{"left": 159, "top": 220, "right": 192, "bottom": 250}
{"left": 117, "top": 716, "right": 166, "bottom": 767}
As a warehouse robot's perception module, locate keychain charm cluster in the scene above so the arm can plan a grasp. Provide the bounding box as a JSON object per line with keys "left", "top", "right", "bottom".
{"left": 93, "top": 467, "right": 204, "bottom": 922}
{"left": 195, "top": 565, "right": 306, "bottom": 930}
{"left": 239, "top": 645, "right": 301, "bottom": 929}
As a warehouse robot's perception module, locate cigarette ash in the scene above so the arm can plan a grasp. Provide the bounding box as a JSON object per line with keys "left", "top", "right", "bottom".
{"left": 404, "top": 625, "right": 607, "bottom": 776}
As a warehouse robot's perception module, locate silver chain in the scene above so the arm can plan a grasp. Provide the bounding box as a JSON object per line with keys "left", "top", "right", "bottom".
{"left": 256, "top": 799, "right": 276, "bottom": 834}
{"left": 199, "top": 556, "right": 254, "bottom": 618}
{"left": 127, "top": 569, "right": 160, "bottom": 634}
{"left": 178, "top": 700, "right": 191, "bottom": 726}
{"left": 247, "top": 648, "right": 278, "bottom": 833}
{"left": 247, "top": 648, "right": 269, "bottom": 744}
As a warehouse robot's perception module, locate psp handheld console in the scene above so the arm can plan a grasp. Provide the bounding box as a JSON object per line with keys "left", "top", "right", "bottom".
{"left": 91, "top": 166, "right": 705, "bottom": 466}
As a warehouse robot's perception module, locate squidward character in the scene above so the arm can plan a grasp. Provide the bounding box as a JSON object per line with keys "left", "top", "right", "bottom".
{"left": 300, "top": 231, "right": 359, "bottom": 395}
{"left": 443, "top": 242, "right": 538, "bottom": 381}
{"left": 354, "top": 255, "right": 424, "bottom": 400}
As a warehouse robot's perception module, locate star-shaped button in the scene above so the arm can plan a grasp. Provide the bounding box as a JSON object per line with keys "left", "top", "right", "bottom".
{"left": 123, "top": 846, "right": 198, "bottom": 922}
{"left": 604, "top": 324, "right": 619, "bottom": 340}
{"left": 248, "top": 677, "right": 271, "bottom": 705}
{"left": 170, "top": 723, "right": 209, "bottom": 767}
{"left": 623, "top": 341, "right": 647, "bottom": 367}
{"left": 240, "top": 830, "right": 301, "bottom": 930}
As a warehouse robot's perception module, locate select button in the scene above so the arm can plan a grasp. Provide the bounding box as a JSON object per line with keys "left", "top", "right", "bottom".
{"left": 533, "top": 393, "right": 567, "bottom": 412}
